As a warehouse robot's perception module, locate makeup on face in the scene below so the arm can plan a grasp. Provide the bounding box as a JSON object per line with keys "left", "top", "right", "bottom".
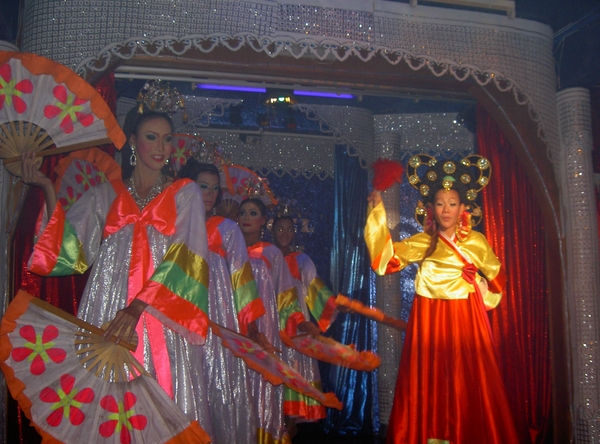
{"left": 237, "top": 202, "right": 266, "bottom": 235}
{"left": 131, "top": 118, "right": 173, "bottom": 171}
{"left": 196, "top": 172, "right": 220, "bottom": 213}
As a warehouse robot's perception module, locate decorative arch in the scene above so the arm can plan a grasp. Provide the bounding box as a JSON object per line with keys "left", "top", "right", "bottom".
{"left": 80, "top": 32, "right": 568, "bottom": 440}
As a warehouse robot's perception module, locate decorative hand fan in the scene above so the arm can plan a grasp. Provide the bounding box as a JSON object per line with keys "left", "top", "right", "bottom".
{"left": 0, "top": 51, "right": 126, "bottom": 176}
{"left": 217, "top": 164, "right": 278, "bottom": 219}
{"left": 52, "top": 147, "right": 122, "bottom": 211}
{"left": 209, "top": 321, "right": 342, "bottom": 410}
{"left": 0, "top": 290, "right": 211, "bottom": 444}
{"left": 335, "top": 294, "right": 407, "bottom": 331}
{"left": 281, "top": 331, "right": 381, "bottom": 372}
{"left": 169, "top": 133, "right": 207, "bottom": 174}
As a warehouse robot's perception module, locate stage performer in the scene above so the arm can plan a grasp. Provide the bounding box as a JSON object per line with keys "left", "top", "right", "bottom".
{"left": 237, "top": 198, "right": 311, "bottom": 443}
{"left": 22, "top": 111, "right": 213, "bottom": 435}
{"left": 272, "top": 215, "right": 337, "bottom": 429}
{"left": 364, "top": 157, "right": 519, "bottom": 443}
{"left": 178, "top": 158, "right": 267, "bottom": 444}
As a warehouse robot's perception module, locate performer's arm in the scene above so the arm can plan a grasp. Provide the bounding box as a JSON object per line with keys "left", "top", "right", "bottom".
{"left": 135, "top": 180, "right": 211, "bottom": 345}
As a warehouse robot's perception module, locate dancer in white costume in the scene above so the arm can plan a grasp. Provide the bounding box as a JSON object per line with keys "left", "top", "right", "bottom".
{"left": 178, "top": 158, "right": 267, "bottom": 444}
{"left": 237, "top": 198, "right": 312, "bottom": 443}
{"left": 272, "top": 215, "right": 338, "bottom": 428}
{"left": 23, "top": 112, "right": 213, "bottom": 435}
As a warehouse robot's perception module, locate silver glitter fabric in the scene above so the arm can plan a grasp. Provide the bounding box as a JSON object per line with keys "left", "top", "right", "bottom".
{"left": 247, "top": 242, "right": 296, "bottom": 442}
{"left": 556, "top": 88, "right": 600, "bottom": 441}
{"left": 203, "top": 217, "right": 258, "bottom": 444}
{"left": 35, "top": 181, "right": 213, "bottom": 436}
{"left": 284, "top": 252, "right": 330, "bottom": 419}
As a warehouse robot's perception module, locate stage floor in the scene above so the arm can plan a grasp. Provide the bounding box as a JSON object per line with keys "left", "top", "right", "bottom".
{"left": 293, "top": 423, "right": 385, "bottom": 444}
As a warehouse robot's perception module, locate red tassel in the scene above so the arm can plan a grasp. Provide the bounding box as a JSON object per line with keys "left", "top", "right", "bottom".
{"left": 371, "top": 158, "right": 404, "bottom": 191}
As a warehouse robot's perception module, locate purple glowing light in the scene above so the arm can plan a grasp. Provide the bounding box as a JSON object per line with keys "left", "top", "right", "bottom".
{"left": 197, "top": 84, "right": 267, "bottom": 93}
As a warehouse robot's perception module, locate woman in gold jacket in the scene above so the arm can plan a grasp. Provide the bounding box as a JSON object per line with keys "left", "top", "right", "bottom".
{"left": 365, "top": 159, "right": 519, "bottom": 444}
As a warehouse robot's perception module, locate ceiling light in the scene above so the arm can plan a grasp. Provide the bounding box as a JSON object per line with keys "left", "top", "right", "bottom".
{"left": 196, "top": 84, "right": 267, "bottom": 93}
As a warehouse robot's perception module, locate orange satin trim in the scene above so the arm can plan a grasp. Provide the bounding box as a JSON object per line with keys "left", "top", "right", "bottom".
{"left": 247, "top": 242, "right": 272, "bottom": 269}
{"left": 488, "top": 266, "right": 507, "bottom": 294}
{"left": 284, "top": 253, "right": 301, "bottom": 280}
{"left": 317, "top": 296, "right": 338, "bottom": 331}
{"left": 283, "top": 401, "right": 327, "bottom": 420}
{"left": 237, "top": 298, "right": 266, "bottom": 336}
{"left": 102, "top": 179, "right": 188, "bottom": 399}
{"left": 206, "top": 216, "right": 226, "bottom": 257}
{"left": 28, "top": 204, "right": 65, "bottom": 275}
{"left": 285, "top": 311, "right": 305, "bottom": 338}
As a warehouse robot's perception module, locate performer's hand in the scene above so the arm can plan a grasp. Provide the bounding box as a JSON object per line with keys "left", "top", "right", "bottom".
{"left": 21, "top": 150, "right": 52, "bottom": 189}
{"left": 103, "top": 299, "right": 147, "bottom": 345}
{"left": 367, "top": 190, "right": 382, "bottom": 208}
{"left": 297, "top": 321, "right": 322, "bottom": 337}
{"left": 248, "top": 331, "right": 279, "bottom": 354}
{"left": 21, "top": 150, "right": 57, "bottom": 215}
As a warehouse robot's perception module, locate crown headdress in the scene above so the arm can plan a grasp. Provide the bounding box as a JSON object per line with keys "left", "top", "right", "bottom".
{"left": 170, "top": 134, "right": 228, "bottom": 175}
{"left": 136, "top": 80, "right": 187, "bottom": 122}
{"left": 406, "top": 154, "right": 491, "bottom": 229}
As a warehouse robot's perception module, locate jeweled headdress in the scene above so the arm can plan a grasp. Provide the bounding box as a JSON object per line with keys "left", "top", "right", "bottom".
{"left": 406, "top": 154, "right": 492, "bottom": 230}
{"left": 136, "top": 80, "right": 187, "bottom": 121}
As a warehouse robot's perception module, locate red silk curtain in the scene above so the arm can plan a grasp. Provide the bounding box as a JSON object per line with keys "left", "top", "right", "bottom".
{"left": 477, "top": 105, "right": 552, "bottom": 443}
{"left": 8, "top": 73, "right": 117, "bottom": 444}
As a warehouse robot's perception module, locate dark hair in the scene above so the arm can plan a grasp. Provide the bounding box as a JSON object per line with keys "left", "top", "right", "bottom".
{"left": 121, "top": 109, "right": 174, "bottom": 179}
{"left": 239, "top": 198, "right": 268, "bottom": 218}
{"left": 272, "top": 215, "right": 295, "bottom": 230}
{"left": 178, "top": 158, "right": 223, "bottom": 207}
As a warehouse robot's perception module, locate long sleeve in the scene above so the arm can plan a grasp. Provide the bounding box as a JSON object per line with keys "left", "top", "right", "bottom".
{"left": 28, "top": 180, "right": 115, "bottom": 276}
{"left": 288, "top": 253, "right": 337, "bottom": 332}
{"left": 135, "top": 180, "right": 210, "bottom": 344}
{"left": 364, "top": 201, "right": 428, "bottom": 275}
{"left": 208, "top": 217, "right": 266, "bottom": 335}
{"left": 271, "top": 247, "right": 305, "bottom": 339}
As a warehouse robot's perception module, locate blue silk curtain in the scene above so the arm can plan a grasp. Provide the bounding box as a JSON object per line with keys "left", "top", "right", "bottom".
{"left": 322, "top": 145, "right": 379, "bottom": 435}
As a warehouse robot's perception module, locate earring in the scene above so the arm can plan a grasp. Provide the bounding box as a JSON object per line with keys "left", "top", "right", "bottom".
{"left": 130, "top": 144, "right": 137, "bottom": 166}
{"left": 456, "top": 210, "right": 471, "bottom": 241}
{"left": 165, "top": 158, "right": 170, "bottom": 165}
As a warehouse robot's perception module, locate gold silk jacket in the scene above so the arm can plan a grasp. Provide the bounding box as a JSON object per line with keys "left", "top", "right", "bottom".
{"left": 365, "top": 202, "right": 506, "bottom": 309}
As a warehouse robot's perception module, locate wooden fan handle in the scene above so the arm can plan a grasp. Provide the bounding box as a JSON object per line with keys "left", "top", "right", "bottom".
{"left": 29, "top": 296, "right": 137, "bottom": 351}
{"left": 2, "top": 137, "right": 113, "bottom": 165}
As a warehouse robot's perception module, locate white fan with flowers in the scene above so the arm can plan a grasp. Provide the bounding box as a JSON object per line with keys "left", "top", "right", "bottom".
{"left": 1, "top": 290, "right": 211, "bottom": 444}
{"left": 0, "top": 51, "right": 125, "bottom": 176}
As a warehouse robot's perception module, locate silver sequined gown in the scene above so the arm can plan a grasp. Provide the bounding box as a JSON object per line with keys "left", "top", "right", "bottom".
{"left": 31, "top": 179, "right": 213, "bottom": 437}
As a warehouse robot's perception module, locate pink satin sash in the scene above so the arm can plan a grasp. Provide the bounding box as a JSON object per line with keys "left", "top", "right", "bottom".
{"left": 103, "top": 179, "right": 181, "bottom": 398}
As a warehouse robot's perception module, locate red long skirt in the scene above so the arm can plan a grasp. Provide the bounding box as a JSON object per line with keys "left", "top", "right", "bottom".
{"left": 386, "top": 294, "right": 519, "bottom": 444}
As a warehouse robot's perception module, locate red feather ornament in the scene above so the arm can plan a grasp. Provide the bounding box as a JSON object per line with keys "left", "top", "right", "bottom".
{"left": 371, "top": 158, "right": 404, "bottom": 191}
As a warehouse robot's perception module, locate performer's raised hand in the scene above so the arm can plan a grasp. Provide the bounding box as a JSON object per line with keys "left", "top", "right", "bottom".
{"left": 20, "top": 150, "right": 57, "bottom": 215}
{"left": 367, "top": 190, "right": 382, "bottom": 208}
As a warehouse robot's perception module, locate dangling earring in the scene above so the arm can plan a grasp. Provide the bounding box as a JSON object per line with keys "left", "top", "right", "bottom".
{"left": 130, "top": 144, "right": 137, "bottom": 166}
{"left": 456, "top": 210, "right": 471, "bottom": 241}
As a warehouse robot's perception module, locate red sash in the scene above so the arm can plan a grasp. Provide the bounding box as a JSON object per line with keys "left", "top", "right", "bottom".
{"left": 438, "top": 234, "right": 494, "bottom": 340}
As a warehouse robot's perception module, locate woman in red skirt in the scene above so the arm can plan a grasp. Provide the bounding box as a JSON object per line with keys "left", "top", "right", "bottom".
{"left": 364, "top": 157, "right": 519, "bottom": 444}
